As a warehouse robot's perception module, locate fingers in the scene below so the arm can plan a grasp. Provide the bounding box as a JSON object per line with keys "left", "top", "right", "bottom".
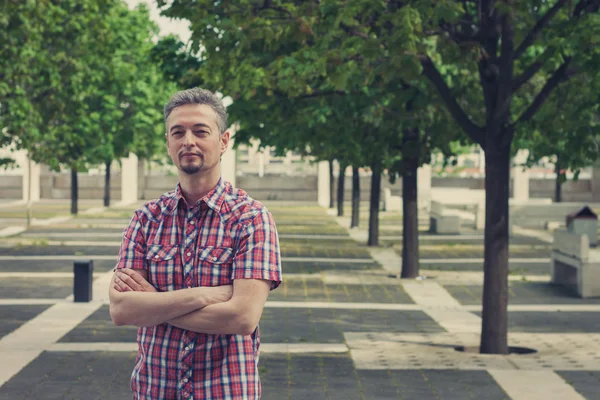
{"left": 120, "top": 268, "right": 146, "bottom": 285}
{"left": 113, "top": 274, "right": 130, "bottom": 292}
{"left": 115, "top": 270, "right": 139, "bottom": 292}
{"left": 114, "top": 269, "right": 158, "bottom": 293}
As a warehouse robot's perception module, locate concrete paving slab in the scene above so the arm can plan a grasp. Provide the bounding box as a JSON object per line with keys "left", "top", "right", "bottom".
{"left": 260, "top": 308, "right": 444, "bottom": 344}
{"left": 358, "top": 369, "right": 510, "bottom": 400}
{"left": 489, "top": 370, "right": 585, "bottom": 400}
{"left": 474, "top": 311, "right": 600, "bottom": 333}
{"left": 268, "top": 279, "right": 415, "bottom": 304}
{"left": 0, "top": 305, "right": 51, "bottom": 340}
{"left": 58, "top": 306, "right": 137, "bottom": 343}
{"left": 402, "top": 281, "right": 481, "bottom": 333}
{"left": 0, "top": 351, "right": 135, "bottom": 400}
{"left": 0, "top": 246, "right": 118, "bottom": 256}
{"left": 260, "top": 353, "right": 363, "bottom": 400}
{"left": 556, "top": 371, "right": 600, "bottom": 400}
{"left": 445, "top": 282, "right": 600, "bottom": 306}
{"left": 0, "top": 259, "right": 116, "bottom": 273}
{"left": 346, "top": 332, "right": 600, "bottom": 371}
{"left": 0, "top": 277, "right": 75, "bottom": 299}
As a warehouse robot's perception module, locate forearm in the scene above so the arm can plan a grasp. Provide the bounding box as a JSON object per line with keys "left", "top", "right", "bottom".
{"left": 168, "top": 300, "right": 258, "bottom": 336}
{"left": 110, "top": 287, "right": 210, "bottom": 327}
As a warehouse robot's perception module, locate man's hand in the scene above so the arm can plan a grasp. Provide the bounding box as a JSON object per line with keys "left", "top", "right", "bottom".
{"left": 114, "top": 269, "right": 158, "bottom": 293}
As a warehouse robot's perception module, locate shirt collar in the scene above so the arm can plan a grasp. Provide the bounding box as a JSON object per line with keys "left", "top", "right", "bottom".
{"left": 166, "top": 177, "right": 228, "bottom": 214}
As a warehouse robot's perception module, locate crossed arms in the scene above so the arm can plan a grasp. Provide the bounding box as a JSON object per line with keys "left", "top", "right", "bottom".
{"left": 108, "top": 269, "right": 270, "bottom": 336}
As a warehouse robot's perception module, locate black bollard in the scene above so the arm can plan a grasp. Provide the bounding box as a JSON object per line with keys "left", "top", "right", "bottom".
{"left": 74, "top": 260, "right": 93, "bottom": 302}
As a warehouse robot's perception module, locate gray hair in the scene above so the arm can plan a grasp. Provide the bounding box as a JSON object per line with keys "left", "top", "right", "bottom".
{"left": 164, "top": 87, "right": 228, "bottom": 135}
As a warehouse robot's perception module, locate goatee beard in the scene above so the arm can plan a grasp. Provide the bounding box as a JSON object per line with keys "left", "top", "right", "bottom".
{"left": 181, "top": 164, "right": 203, "bottom": 175}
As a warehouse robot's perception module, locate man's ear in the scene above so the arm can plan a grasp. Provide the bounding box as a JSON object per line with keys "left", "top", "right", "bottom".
{"left": 220, "top": 131, "right": 231, "bottom": 155}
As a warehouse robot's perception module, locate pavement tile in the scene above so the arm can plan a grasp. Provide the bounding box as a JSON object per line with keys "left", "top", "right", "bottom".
{"left": 0, "top": 277, "right": 73, "bottom": 299}
{"left": 280, "top": 244, "right": 370, "bottom": 259}
{"left": 0, "top": 259, "right": 116, "bottom": 273}
{"left": 445, "top": 282, "right": 600, "bottom": 306}
{"left": 475, "top": 312, "right": 600, "bottom": 333}
{"left": 260, "top": 309, "right": 444, "bottom": 344}
{"left": 268, "top": 280, "right": 414, "bottom": 304}
{"left": 59, "top": 306, "right": 137, "bottom": 343}
{"left": 414, "top": 246, "right": 550, "bottom": 259}
{"left": 0, "top": 351, "right": 135, "bottom": 400}
{"left": 21, "top": 228, "right": 124, "bottom": 235}
{"left": 556, "top": 371, "right": 600, "bottom": 400}
{"left": 277, "top": 224, "right": 348, "bottom": 235}
{"left": 0, "top": 246, "right": 118, "bottom": 256}
{"left": 422, "top": 261, "right": 549, "bottom": 275}
{"left": 0, "top": 305, "right": 51, "bottom": 339}
{"left": 358, "top": 370, "right": 510, "bottom": 400}
{"left": 261, "top": 353, "right": 362, "bottom": 400}
{"left": 281, "top": 261, "right": 379, "bottom": 274}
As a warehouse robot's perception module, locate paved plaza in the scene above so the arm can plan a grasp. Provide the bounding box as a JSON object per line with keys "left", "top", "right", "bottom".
{"left": 0, "top": 200, "right": 599, "bottom": 399}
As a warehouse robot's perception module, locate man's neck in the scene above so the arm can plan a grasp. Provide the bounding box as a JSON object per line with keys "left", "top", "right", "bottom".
{"left": 178, "top": 172, "right": 220, "bottom": 206}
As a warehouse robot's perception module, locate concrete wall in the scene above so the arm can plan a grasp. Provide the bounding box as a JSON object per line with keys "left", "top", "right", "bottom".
{"left": 0, "top": 172, "right": 597, "bottom": 203}
{"left": 40, "top": 173, "right": 122, "bottom": 200}
{"left": 0, "top": 175, "right": 23, "bottom": 199}
{"left": 238, "top": 175, "right": 318, "bottom": 201}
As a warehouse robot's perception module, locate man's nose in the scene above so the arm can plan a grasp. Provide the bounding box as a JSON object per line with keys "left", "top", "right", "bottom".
{"left": 182, "top": 130, "right": 195, "bottom": 146}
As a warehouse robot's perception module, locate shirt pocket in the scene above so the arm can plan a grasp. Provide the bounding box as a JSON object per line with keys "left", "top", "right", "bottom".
{"left": 146, "top": 244, "right": 179, "bottom": 291}
{"left": 197, "top": 247, "right": 234, "bottom": 287}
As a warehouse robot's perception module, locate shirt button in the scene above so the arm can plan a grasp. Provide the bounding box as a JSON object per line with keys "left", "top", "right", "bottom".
{"left": 183, "top": 378, "right": 189, "bottom": 383}
{"left": 154, "top": 255, "right": 159, "bottom": 259}
{"left": 189, "top": 220, "right": 195, "bottom": 225}
{"left": 187, "top": 286, "right": 192, "bottom": 289}
{"left": 212, "top": 256, "right": 217, "bottom": 261}
{"left": 187, "top": 252, "right": 192, "bottom": 257}
{"left": 185, "top": 346, "right": 189, "bottom": 351}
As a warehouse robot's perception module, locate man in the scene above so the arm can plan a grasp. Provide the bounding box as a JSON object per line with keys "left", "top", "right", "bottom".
{"left": 109, "top": 87, "right": 282, "bottom": 400}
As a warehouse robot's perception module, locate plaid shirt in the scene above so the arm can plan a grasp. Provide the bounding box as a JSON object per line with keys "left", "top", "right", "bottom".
{"left": 116, "top": 178, "right": 282, "bottom": 400}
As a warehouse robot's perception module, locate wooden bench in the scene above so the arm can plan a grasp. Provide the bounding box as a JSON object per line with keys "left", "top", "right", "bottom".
{"left": 551, "top": 229, "right": 600, "bottom": 298}
{"left": 429, "top": 201, "right": 461, "bottom": 234}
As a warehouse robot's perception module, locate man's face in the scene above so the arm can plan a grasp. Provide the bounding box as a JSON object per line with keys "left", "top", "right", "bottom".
{"left": 166, "top": 104, "right": 229, "bottom": 176}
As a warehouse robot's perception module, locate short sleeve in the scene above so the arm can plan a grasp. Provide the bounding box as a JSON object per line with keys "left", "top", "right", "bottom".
{"left": 232, "top": 208, "right": 282, "bottom": 290}
{"left": 115, "top": 212, "right": 148, "bottom": 271}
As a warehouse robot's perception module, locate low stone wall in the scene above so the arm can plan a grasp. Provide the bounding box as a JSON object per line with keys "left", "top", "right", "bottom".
{"left": 40, "top": 173, "right": 122, "bottom": 200}
{"left": 0, "top": 175, "right": 22, "bottom": 199}
{"left": 0, "top": 172, "right": 598, "bottom": 204}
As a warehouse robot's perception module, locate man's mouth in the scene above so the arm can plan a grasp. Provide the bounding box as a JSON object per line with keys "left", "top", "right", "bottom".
{"left": 181, "top": 153, "right": 200, "bottom": 159}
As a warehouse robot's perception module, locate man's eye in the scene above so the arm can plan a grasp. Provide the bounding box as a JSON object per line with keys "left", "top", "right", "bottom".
{"left": 194, "top": 131, "right": 208, "bottom": 135}
{"left": 172, "top": 131, "right": 183, "bottom": 136}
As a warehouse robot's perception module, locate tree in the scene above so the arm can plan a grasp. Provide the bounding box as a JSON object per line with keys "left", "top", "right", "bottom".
{"left": 518, "top": 72, "right": 600, "bottom": 203}
{"left": 2, "top": 1, "right": 173, "bottom": 212}
{"left": 413, "top": 0, "right": 600, "bottom": 353}
{"left": 158, "top": 0, "right": 463, "bottom": 255}
{"left": 151, "top": 35, "right": 203, "bottom": 89}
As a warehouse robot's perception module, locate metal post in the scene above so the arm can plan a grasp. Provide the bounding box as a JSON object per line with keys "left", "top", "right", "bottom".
{"left": 73, "top": 260, "right": 93, "bottom": 302}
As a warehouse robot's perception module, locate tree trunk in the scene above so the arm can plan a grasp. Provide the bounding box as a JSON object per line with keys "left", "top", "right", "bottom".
{"left": 71, "top": 167, "right": 79, "bottom": 215}
{"left": 555, "top": 157, "right": 562, "bottom": 203}
{"left": 328, "top": 159, "right": 335, "bottom": 208}
{"left": 401, "top": 129, "right": 420, "bottom": 278}
{"left": 351, "top": 166, "right": 360, "bottom": 228}
{"left": 367, "top": 163, "right": 381, "bottom": 246}
{"left": 480, "top": 148, "right": 510, "bottom": 355}
{"left": 104, "top": 160, "right": 111, "bottom": 207}
{"left": 337, "top": 164, "right": 346, "bottom": 216}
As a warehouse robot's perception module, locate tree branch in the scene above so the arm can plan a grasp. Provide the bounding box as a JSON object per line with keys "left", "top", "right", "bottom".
{"left": 513, "top": 48, "right": 553, "bottom": 92}
{"left": 512, "top": 57, "right": 571, "bottom": 127}
{"left": 513, "top": 0, "right": 569, "bottom": 60}
{"left": 339, "top": 22, "right": 369, "bottom": 39}
{"left": 420, "top": 55, "right": 484, "bottom": 147}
